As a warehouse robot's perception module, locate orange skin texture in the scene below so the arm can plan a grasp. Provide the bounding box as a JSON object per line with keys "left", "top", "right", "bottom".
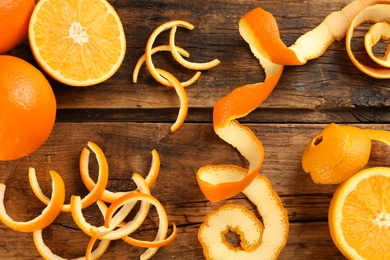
{"left": 0, "top": 55, "right": 56, "bottom": 160}
{"left": 0, "top": 0, "right": 35, "bottom": 53}
{"left": 239, "top": 7, "right": 302, "bottom": 66}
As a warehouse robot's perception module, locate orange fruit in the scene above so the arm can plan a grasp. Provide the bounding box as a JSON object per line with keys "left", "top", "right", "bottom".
{"left": 328, "top": 167, "right": 390, "bottom": 259}
{"left": 0, "top": 0, "right": 35, "bottom": 53}
{"left": 28, "top": 0, "right": 126, "bottom": 87}
{"left": 302, "top": 123, "right": 372, "bottom": 184}
{"left": 0, "top": 55, "right": 56, "bottom": 161}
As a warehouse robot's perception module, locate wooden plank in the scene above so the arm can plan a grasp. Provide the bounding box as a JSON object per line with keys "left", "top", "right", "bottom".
{"left": 1, "top": 122, "right": 389, "bottom": 258}
{"left": 10, "top": 0, "right": 390, "bottom": 111}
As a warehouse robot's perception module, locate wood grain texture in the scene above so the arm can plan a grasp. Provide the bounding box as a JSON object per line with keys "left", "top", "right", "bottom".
{"left": 2, "top": 0, "right": 390, "bottom": 259}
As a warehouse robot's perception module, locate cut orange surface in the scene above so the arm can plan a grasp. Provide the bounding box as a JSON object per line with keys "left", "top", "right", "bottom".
{"left": 329, "top": 167, "right": 390, "bottom": 259}
{"left": 28, "top": 0, "right": 126, "bottom": 86}
{"left": 302, "top": 123, "right": 371, "bottom": 184}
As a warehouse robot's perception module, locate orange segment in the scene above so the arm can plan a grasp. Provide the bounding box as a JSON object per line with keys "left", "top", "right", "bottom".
{"left": 0, "top": 169, "right": 65, "bottom": 232}
{"left": 302, "top": 123, "right": 371, "bottom": 184}
{"left": 328, "top": 167, "right": 390, "bottom": 259}
{"left": 28, "top": 0, "right": 126, "bottom": 86}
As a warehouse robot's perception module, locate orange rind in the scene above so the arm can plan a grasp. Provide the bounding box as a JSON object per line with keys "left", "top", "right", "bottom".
{"left": 133, "top": 44, "right": 201, "bottom": 87}
{"left": 30, "top": 141, "right": 109, "bottom": 212}
{"left": 0, "top": 169, "right": 65, "bottom": 233}
{"left": 169, "top": 26, "right": 220, "bottom": 71}
{"left": 198, "top": 174, "right": 289, "bottom": 260}
{"left": 81, "top": 149, "right": 160, "bottom": 203}
{"left": 346, "top": 4, "right": 390, "bottom": 78}
{"left": 89, "top": 173, "right": 151, "bottom": 240}
{"left": 302, "top": 123, "right": 372, "bottom": 184}
{"left": 156, "top": 68, "right": 188, "bottom": 133}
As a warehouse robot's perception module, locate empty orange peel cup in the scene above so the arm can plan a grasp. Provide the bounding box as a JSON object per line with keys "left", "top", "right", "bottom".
{"left": 302, "top": 123, "right": 390, "bottom": 184}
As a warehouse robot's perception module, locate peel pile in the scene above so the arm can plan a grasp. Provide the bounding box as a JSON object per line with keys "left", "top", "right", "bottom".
{"left": 0, "top": 142, "right": 176, "bottom": 259}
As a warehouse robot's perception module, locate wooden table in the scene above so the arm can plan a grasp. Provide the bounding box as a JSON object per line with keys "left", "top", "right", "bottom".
{"left": 2, "top": 0, "right": 390, "bottom": 259}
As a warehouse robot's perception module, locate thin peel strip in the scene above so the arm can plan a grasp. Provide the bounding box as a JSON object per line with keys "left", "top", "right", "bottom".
{"left": 133, "top": 44, "right": 201, "bottom": 87}
{"left": 364, "top": 22, "right": 390, "bottom": 68}
{"left": 71, "top": 173, "right": 150, "bottom": 238}
{"left": 30, "top": 141, "right": 109, "bottom": 212}
{"left": 198, "top": 174, "right": 289, "bottom": 259}
{"left": 33, "top": 229, "right": 110, "bottom": 260}
{"left": 144, "top": 20, "right": 196, "bottom": 87}
{"left": 0, "top": 169, "right": 65, "bottom": 232}
{"left": 156, "top": 68, "right": 189, "bottom": 132}
{"left": 169, "top": 26, "right": 220, "bottom": 70}
{"left": 90, "top": 173, "right": 151, "bottom": 240}
{"left": 81, "top": 149, "right": 160, "bottom": 203}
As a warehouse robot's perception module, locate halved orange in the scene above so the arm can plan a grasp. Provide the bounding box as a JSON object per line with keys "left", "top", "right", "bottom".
{"left": 329, "top": 167, "right": 390, "bottom": 259}
{"left": 28, "top": 0, "right": 126, "bottom": 86}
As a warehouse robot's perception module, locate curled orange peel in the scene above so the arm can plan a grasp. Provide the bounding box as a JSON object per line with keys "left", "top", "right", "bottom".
{"left": 144, "top": 20, "right": 197, "bottom": 87}
{"left": 156, "top": 68, "right": 188, "bottom": 133}
{"left": 197, "top": 55, "right": 283, "bottom": 202}
{"left": 33, "top": 229, "right": 110, "bottom": 260}
{"left": 346, "top": 4, "right": 390, "bottom": 78}
{"left": 90, "top": 173, "right": 151, "bottom": 240}
{"left": 169, "top": 26, "right": 220, "bottom": 70}
{"left": 198, "top": 174, "right": 289, "bottom": 259}
{"left": 81, "top": 149, "right": 160, "bottom": 203}
{"left": 112, "top": 193, "right": 176, "bottom": 260}
{"left": 30, "top": 141, "right": 109, "bottom": 212}
{"left": 133, "top": 44, "right": 201, "bottom": 87}
{"left": 0, "top": 169, "right": 65, "bottom": 233}
{"left": 71, "top": 173, "right": 150, "bottom": 238}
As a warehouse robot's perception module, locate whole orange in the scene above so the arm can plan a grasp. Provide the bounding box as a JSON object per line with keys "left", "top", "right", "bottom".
{"left": 0, "top": 0, "right": 35, "bottom": 53}
{"left": 0, "top": 55, "right": 56, "bottom": 160}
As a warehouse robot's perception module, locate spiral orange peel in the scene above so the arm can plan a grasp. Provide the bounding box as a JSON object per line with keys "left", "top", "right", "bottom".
{"left": 198, "top": 174, "right": 289, "bottom": 260}
{"left": 0, "top": 169, "right": 65, "bottom": 233}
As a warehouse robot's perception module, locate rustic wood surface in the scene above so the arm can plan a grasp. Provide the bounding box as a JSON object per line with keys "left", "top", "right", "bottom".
{"left": 2, "top": 0, "right": 390, "bottom": 259}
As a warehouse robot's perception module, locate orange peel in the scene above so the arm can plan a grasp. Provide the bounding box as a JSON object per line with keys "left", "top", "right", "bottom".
{"left": 90, "top": 173, "right": 151, "bottom": 240}
{"left": 155, "top": 68, "right": 188, "bottom": 132}
{"left": 198, "top": 174, "right": 289, "bottom": 260}
{"left": 107, "top": 193, "right": 175, "bottom": 260}
{"left": 346, "top": 4, "right": 390, "bottom": 78}
{"left": 71, "top": 173, "right": 150, "bottom": 238}
{"left": 169, "top": 25, "right": 220, "bottom": 70}
{"left": 33, "top": 229, "right": 110, "bottom": 260}
{"left": 81, "top": 149, "right": 160, "bottom": 203}
{"left": 133, "top": 44, "right": 201, "bottom": 87}
{"left": 144, "top": 20, "right": 198, "bottom": 87}
{"left": 302, "top": 123, "right": 372, "bottom": 184}
{"left": 30, "top": 141, "right": 109, "bottom": 212}
{"left": 0, "top": 169, "right": 65, "bottom": 232}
